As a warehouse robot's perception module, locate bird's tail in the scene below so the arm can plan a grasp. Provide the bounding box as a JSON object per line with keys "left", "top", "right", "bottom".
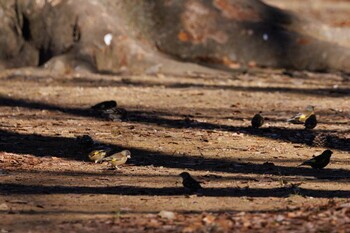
{"left": 288, "top": 118, "right": 303, "bottom": 124}
{"left": 298, "top": 161, "right": 312, "bottom": 167}
{"left": 297, "top": 161, "right": 307, "bottom": 167}
{"left": 287, "top": 118, "right": 294, "bottom": 123}
{"left": 101, "top": 156, "right": 112, "bottom": 161}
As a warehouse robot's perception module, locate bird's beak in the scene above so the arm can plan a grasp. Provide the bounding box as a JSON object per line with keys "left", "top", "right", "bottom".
{"left": 127, "top": 155, "right": 131, "bottom": 159}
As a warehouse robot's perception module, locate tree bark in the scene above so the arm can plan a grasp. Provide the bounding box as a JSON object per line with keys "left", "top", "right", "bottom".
{"left": 0, "top": 0, "right": 350, "bottom": 74}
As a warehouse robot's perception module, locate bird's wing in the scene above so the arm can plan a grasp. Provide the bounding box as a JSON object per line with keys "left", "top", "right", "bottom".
{"left": 301, "top": 157, "right": 316, "bottom": 166}
{"left": 287, "top": 113, "right": 304, "bottom": 123}
{"left": 103, "top": 153, "right": 124, "bottom": 161}
{"left": 298, "top": 114, "right": 308, "bottom": 122}
{"left": 102, "top": 155, "right": 114, "bottom": 161}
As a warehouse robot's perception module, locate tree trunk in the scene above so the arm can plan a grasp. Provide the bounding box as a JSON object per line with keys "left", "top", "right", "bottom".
{"left": 0, "top": 0, "right": 350, "bottom": 74}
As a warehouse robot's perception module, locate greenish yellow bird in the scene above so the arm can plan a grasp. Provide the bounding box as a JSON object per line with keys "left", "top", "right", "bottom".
{"left": 88, "top": 149, "right": 110, "bottom": 163}
{"left": 298, "top": 149, "right": 333, "bottom": 169}
{"left": 179, "top": 172, "right": 202, "bottom": 193}
{"left": 251, "top": 112, "right": 264, "bottom": 128}
{"left": 288, "top": 105, "right": 314, "bottom": 124}
{"left": 304, "top": 114, "right": 317, "bottom": 129}
{"left": 102, "top": 150, "right": 131, "bottom": 169}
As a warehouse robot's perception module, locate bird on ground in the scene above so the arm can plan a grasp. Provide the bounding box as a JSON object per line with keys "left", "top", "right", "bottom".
{"left": 298, "top": 149, "right": 333, "bottom": 169}
{"left": 251, "top": 112, "right": 264, "bottom": 128}
{"left": 179, "top": 172, "right": 202, "bottom": 193}
{"left": 304, "top": 114, "right": 317, "bottom": 129}
{"left": 91, "top": 100, "right": 117, "bottom": 110}
{"left": 102, "top": 150, "right": 131, "bottom": 169}
{"left": 76, "top": 135, "right": 94, "bottom": 147}
{"left": 88, "top": 149, "right": 111, "bottom": 163}
{"left": 288, "top": 105, "right": 315, "bottom": 124}
{"left": 102, "top": 107, "right": 128, "bottom": 121}
{"left": 90, "top": 100, "right": 127, "bottom": 121}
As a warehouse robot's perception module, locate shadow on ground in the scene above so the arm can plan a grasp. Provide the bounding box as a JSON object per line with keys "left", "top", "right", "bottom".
{"left": 4, "top": 74, "right": 350, "bottom": 97}
{"left": 1, "top": 129, "right": 350, "bottom": 181}
{"left": 1, "top": 95, "right": 349, "bottom": 153}
{"left": 1, "top": 183, "right": 349, "bottom": 198}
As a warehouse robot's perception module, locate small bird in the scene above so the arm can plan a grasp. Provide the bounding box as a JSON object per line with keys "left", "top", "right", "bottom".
{"left": 76, "top": 135, "right": 94, "bottom": 147}
{"left": 298, "top": 149, "right": 333, "bottom": 169}
{"left": 179, "top": 172, "right": 202, "bottom": 193}
{"left": 251, "top": 112, "right": 264, "bottom": 128}
{"left": 91, "top": 100, "right": 117, "bottom": 110}
{"left": 304, "top": 114, "right": 317, "bottom": 129}
{"left": 102, "top": 150, "right": 131, "bottom": 169}
{"left": 101, "top": 107, "right": 128, "bottom": 121}
{"left": 288, "top": 105, "right": 315, "bottom": 124}
{"left": 88, "top": 149, "right": 110, "bottom": 163}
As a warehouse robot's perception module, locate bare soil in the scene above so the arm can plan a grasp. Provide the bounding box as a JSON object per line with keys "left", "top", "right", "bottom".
{"left": 1, "top": 67, "right": 350, "bottom": 232}
{"left": 1, "top": 1, "right": 350, "bottom": 232}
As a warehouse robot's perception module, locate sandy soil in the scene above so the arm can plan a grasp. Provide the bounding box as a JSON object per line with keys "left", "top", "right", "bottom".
{"left": 1, "top": 67, "right": 349, "bottom": 232}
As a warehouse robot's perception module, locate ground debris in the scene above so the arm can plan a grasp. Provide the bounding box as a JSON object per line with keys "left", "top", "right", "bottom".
{"left": 53, "top": 201, "right": 350, "bottom": 232}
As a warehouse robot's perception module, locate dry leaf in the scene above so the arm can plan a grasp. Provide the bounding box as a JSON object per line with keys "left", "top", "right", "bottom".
{"left": 159, "top": 210, "right": 176, "bottom": 220}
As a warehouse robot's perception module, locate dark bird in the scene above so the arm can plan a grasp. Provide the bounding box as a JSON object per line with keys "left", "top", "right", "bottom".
{"left": 101, "top": 107, "right": 127, "bottom": 121}
{"left": 288, "top": 105, "right": 314, "bottom": 124}
{"left": 304, "top": 114, "right": 317, "bottom": 129}
{"left": 298, "top": 149, "right": 333, "bottom": 169}
{"left": 91, "top": 100, "right": 117, "bottom": 110}
{"left": 251, "top": 112, "right": 264, "bottom": 128}
{"left": 76, "top": 135, "right": 94, "bottom": 147}
{"left": 90, "top": 100, "right": 127, "bottom": 121}
{"left": 179, "top": 172, "right": 202, "bottom": 193}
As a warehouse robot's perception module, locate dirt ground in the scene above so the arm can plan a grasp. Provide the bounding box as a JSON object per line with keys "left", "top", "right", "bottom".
{"left": 1, "top": 1, "right": 350, "bottom": 232}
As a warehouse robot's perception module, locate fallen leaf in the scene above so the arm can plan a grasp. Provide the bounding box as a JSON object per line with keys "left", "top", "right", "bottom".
{"left": 202, "top": 214, "right": 216, "bottom": 224}
{"left": 159, "top": 210, "right": 176, "bottom": 220}
{"left": 0, "top": 203, "right": 9, "bottom": 211}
